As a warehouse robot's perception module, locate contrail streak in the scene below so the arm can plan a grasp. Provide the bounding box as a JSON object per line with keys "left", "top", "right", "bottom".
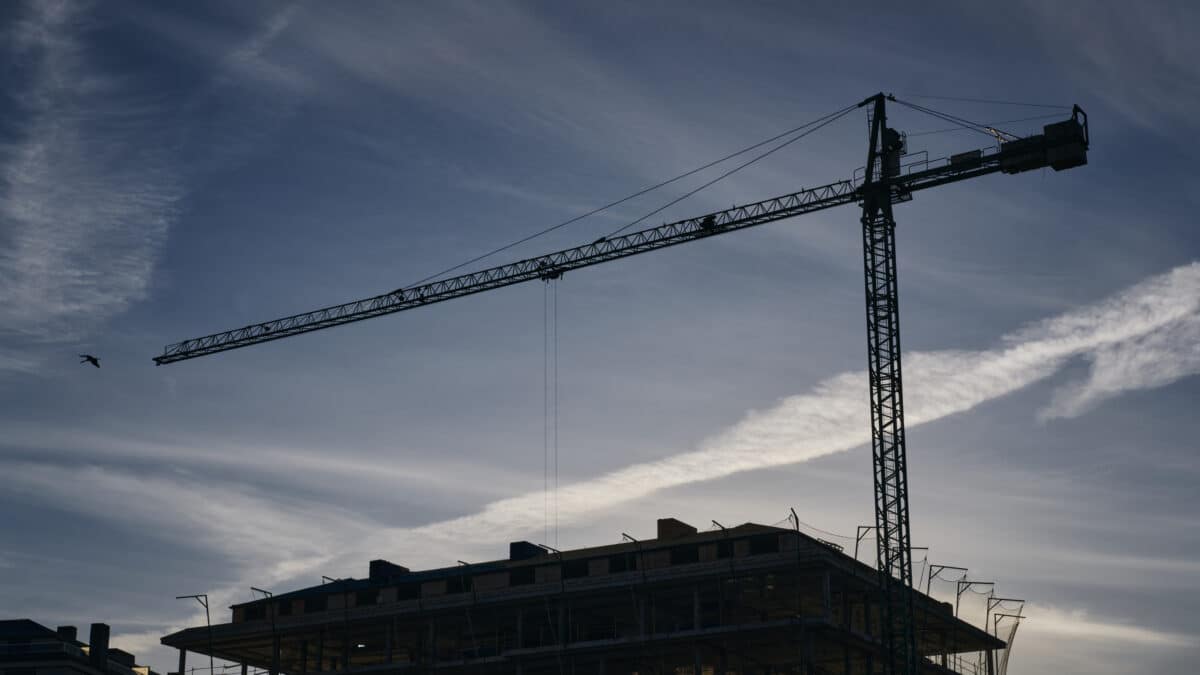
{"left": 378, "top": 262, "right": 1200, "bottom": 550}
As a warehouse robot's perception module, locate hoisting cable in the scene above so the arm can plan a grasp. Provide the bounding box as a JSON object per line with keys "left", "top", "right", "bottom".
{"left": 544, "top": 281, "right": 549, "bottom": 542}
{"left": 605, "top": 103, "right": 859, "bottom": 238}
{"left": 551, "top": 277, "right": 559, "bottom": 548}
{"left": 405, "top": 101, "right": 860, "bottom": 286}
{"left": 542, "top": 277, "right": 560, "bottom": 548}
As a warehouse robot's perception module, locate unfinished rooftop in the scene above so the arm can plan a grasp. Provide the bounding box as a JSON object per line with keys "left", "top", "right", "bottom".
{"left": 162, "top": 518, "right": 1004, "bottom": 675}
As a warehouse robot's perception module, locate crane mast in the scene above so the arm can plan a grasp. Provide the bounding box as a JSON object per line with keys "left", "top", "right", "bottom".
{"left": 154, "top": 94, "right": 1090, "bottom": 675}
{"left": 860, "top": 93, "right": 917, "bottom": 675}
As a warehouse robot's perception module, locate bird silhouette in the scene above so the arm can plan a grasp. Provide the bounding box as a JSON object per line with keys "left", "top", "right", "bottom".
{"left": 79, "top": 354, "right": 100, "bottom": 368}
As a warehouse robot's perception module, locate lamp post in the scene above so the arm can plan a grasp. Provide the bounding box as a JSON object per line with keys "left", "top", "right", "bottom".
{"left": 176, "top": 594, "right": 213, "bottom": 675}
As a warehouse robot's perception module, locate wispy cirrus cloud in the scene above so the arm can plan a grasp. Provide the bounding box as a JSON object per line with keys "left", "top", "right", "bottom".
{"left": 0, "top": 0, "right": 181, "bottom": 363}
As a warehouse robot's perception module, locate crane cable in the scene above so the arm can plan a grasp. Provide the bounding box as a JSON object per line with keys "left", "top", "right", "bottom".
{"left": 906, "top": 112, "right": 1064, "bottom": 137}
{"left": 897, "top": 93, "right": 1072, "bottom": 110}
{"left": 893, "top": 98, "right": 1033, "bottom": 141}
{"left": 543, "top": 277, "right": 559, "bottom": 547}
{"left": 406, "top": 101, "right": 860, "bottom": 287}
{"left": 605, "top": 103, "right": 858, "bottom": 238}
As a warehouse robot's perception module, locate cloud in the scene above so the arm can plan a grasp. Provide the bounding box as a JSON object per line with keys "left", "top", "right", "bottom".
{"left": 0, "top": 0, "right": 181, "bottom": 363}
{"left": 1023, "top": 604, "right": 1195, "bottom": 647}
{"left": 1042, "top": 312, "right": 1200, "bottom": 419}
{"left": 14, "top": 263, "right": 1200, "bottom": 566}
{"left": 6, "top": 262, "right": 1199, "bottom": 668}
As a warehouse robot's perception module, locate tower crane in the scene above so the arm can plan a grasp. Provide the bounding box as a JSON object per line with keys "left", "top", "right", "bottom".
{"left": 153, "top": 93, "right": 1089, "bottom": 674}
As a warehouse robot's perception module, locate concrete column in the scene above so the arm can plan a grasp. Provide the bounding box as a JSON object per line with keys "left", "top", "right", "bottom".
{"left": 385, "top": 620, "right": 393, "bottom": 664}
{"left": 558, "top": 602, "right": 567, "bottom": 645}
{"left": 427, "top": 621, "right": 437, "bottom": 664}
{"left": 843, "top": 589, "right": 850, "bottom": 629}
{"left": 516, "top": 608, "right": 524, "bottom": 648}
{"left": 300, "top": 640, "right": 308, "bottom": 675}
{"left": 802, "top": 628, "right": 814, "bottom": 675}
{"left": 177, "top": 649, "right": 187, "bottom": 675}
{"left": 270, "top": 633, "right": 280, "bottom": 675}
{"left": 341, "top": 629, "right": 350, "bottom": 671}
{"left": 821, "top": 572, "right": 832, "bottom": 621}
{"left": 692, "top": 587, "right": 701, "bottom": 630}
{"left": 693, "top": 644, "right": 702, "bottom": 675}
{"left": 315, "top": 629, "right": 324, "bottom": 672}
{"left": 241, "top": 664, "right": 247, "bottom": 675}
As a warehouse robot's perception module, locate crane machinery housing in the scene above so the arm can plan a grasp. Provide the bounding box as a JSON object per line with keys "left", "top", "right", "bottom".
{"left": 154, "top": 93, "right": 1090, "bottom": 675}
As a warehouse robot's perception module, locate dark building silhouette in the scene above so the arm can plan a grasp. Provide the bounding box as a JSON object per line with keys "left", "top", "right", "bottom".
{"left": 161, "top": 519, "right": 1004, "bottom": 675}
{"left": 0, "top": 619, "right": 159, "bottom": 675}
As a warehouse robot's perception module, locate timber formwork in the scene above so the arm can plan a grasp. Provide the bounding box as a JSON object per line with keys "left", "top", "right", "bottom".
{"left": 161, "top": 520, "right": 1002, "bottom": 675}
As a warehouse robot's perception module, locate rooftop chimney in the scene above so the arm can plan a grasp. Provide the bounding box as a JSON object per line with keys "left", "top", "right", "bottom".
{"left": 657, "top": 518, "right": 697, "bottom": 540}
{"left": 509, "top": 541, "right": 543, "bottom": 561}
{"left": 57, "top": 626, "right": 78, "bottom": 643}
{"left": 368, "top": 559, "right": 410, "bottom": 582}
{"left": 88, "top": 623, "right": 110, "bottom": 672}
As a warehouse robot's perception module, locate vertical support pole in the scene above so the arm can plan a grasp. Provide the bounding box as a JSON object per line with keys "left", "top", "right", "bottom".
{"left": 342, "top": 628, "right": 350, "bottom": 672}
{"left": 270, "top": 633, "right": 280, "bottom": 675}
{"left": 177, "top": 649, "right": 187, "bottom": 675}
{"left": 300, "top": 640, "right": 308, "bottom": 675}
{"left": 693, "top": 586, "right": 701, "bottom": 630}
{"left": 242, "top": 664, "right": 248, "bottom": 675}
{"left": 693, "top": 644, "right": 703, "bottom": 675}
{"left": 385, "top": 619, "right": 393, "bottom": 664}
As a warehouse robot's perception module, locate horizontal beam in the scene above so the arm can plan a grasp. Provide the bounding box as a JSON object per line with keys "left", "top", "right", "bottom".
{"left": 155, "top": 180, "right": 860, "bottom": 364}
{"left": 155, "top": 112, "right": 1085, "bottom": 366}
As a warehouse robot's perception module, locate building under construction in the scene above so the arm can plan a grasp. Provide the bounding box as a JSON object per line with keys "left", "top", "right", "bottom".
{"left": 161, "top": 518, "right": 1005, "bottom": 675}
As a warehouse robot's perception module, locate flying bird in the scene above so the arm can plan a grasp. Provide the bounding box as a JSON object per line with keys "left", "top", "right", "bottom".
{"left": 79, "top": 354, "right": 100, "bottom": 368}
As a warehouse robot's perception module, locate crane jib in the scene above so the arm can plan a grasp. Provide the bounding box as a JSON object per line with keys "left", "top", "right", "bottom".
{"left": 154, "top": 106, "right": 1087, "bottom": 366}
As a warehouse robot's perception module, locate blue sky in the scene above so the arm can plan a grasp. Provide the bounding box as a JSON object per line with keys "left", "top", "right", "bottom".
{"left": 1, "top": 2, "right": 1198, "bottom": 674}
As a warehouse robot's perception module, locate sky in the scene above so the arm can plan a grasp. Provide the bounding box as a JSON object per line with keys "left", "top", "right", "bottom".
{"left": 1, "top": 1, "right": 1198, "bottom": 674}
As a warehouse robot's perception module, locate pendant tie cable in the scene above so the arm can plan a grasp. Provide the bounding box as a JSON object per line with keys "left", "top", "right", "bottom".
{"left": 406, "top": 102, "right": 859, "bottom": 287}
{"left": 897, "top": 93, "right": 1073, "bottom": 110}
{"left": 604, "top": 103, "right": 858, "bottom": 237}
{"left": 893, "top": 97, "right": 1073, "bottom": 142}
{"left": 906, "top": 112, "right": 1064, "bottom": 137}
